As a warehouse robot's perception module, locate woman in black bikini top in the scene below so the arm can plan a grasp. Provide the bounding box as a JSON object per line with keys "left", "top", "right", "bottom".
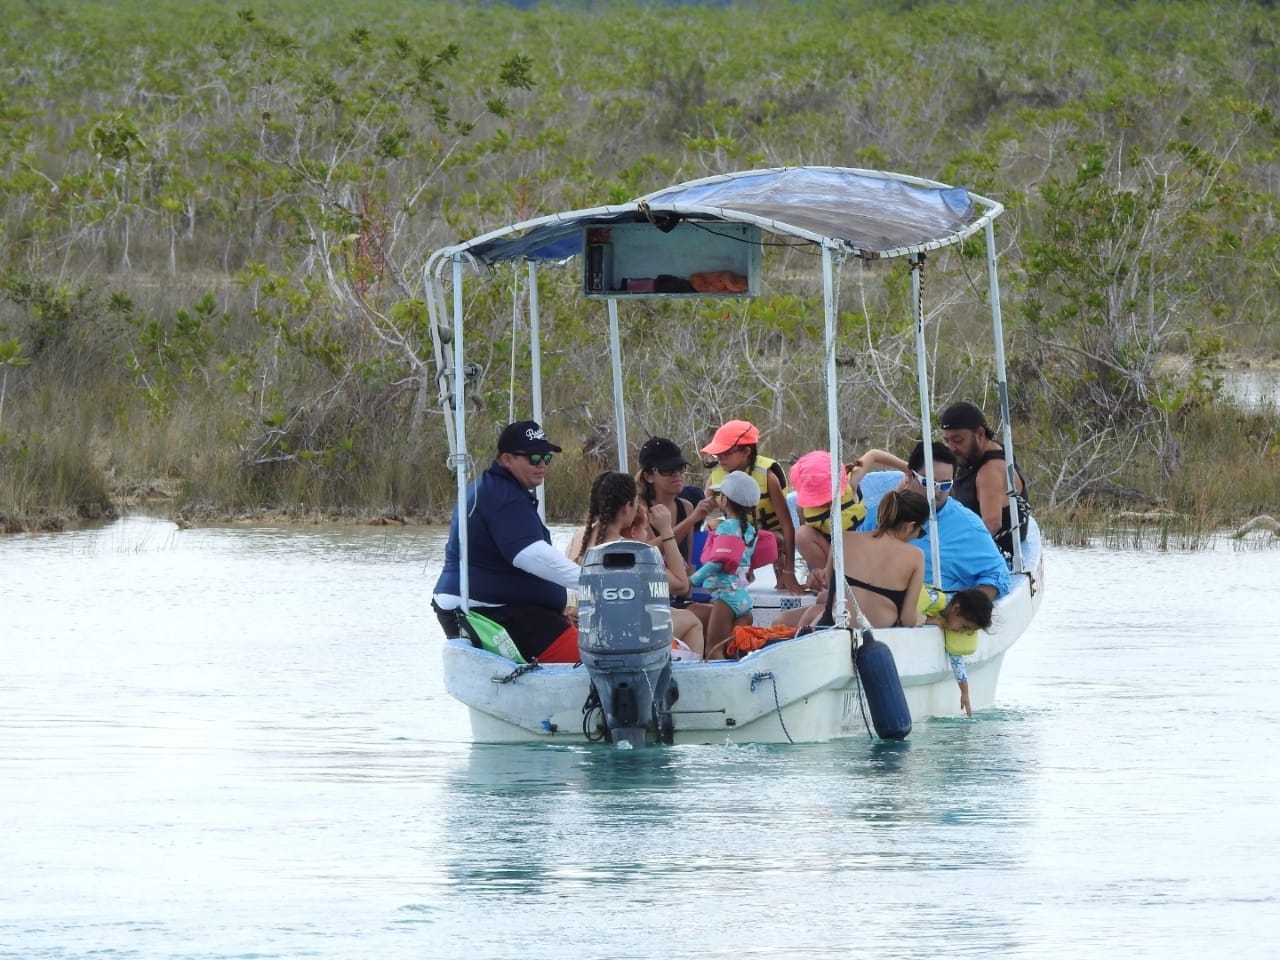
{"left": 842, "top": 574, "right": 908, "bottom": 611}
{"left": 839, "top": 488, "right": 931, "bottom": 628}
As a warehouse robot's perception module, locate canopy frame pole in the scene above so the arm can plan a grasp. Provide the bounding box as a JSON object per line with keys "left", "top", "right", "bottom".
{"left": 985, "top": 220, "right": 1024, "bottom": 573}
{"left": 424, "top": 254, "right": 458, "bottom": 458}
{"left": 821, "top": 243, "right": 848, "bottom": 628}
{"left": 528, "top": 261, "right": 547, "bottom": 520}
{"left": 450, "top": 255, "right": 471, "bottom": 610}
{"left": 911, "top": 254, "right": 943, "bottom": 585}
{"left": 607, "top": 298, "right": 628, "bottom": 471}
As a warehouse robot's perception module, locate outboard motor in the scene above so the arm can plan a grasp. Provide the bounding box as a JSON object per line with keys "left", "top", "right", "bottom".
{"left": 577, "top": 540, "right": 677, "bottom": 747}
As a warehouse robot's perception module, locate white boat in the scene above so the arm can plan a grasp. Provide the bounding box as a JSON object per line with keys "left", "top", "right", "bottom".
{"left": 425, "top": 166, "right": 1043, "bottom": 746}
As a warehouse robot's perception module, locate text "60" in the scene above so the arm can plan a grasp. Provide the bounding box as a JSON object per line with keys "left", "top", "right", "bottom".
{"left": 600, "top": 587, "right": 636, "bottom": 601}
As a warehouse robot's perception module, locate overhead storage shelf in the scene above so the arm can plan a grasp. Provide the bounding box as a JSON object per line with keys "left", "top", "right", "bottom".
{"left": 583, "top": 221, "right": 762, "bottom": 299}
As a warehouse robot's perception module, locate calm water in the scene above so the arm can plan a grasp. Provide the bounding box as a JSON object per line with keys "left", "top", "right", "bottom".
{"left": 3, "top": 516, "right": 1279, "bottom": 959}
{"left": 1226, "top": 368, "right": 1280, "bottom": 411}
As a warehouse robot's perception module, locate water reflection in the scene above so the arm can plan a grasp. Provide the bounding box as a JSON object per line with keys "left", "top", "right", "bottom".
{"left": 432, "top": 716, "right": 1039, "bottom": 926}
{"left": 1224, "top": 368, "right": 1280, "bottom": 411}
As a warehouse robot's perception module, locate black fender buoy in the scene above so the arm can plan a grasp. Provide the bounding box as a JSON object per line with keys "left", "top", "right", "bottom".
{"left": 854, "top": 631, "right": 912, "bottom": 740}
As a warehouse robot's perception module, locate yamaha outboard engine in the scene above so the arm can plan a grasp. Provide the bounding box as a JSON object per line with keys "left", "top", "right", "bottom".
{"left": 577, "top": 540, "right": 677, "bottom": 748}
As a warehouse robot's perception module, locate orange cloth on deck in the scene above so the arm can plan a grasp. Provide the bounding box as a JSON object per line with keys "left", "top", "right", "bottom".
{"left": 726, "top": 623, "right": 797, "bottom": 658}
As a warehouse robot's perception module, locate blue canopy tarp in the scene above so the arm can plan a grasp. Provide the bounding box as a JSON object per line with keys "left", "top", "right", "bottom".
{"left": 436, "top": 166, "right": 997, "bottom": 268}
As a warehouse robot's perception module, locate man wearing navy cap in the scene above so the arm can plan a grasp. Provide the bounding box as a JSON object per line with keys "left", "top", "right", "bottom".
{"left": 432, "top": 419, "right": 582, "bottom": 662}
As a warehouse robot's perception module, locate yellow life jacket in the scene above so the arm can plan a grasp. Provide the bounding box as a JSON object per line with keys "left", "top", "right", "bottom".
{"left": 918, "top": 586, "right": 979, "bottom": 656}
{"left": 709, "top": 456, "right": 786, "bottom": 532}
{"left": 800, "top": 489, "right": 866, "bottom": 538}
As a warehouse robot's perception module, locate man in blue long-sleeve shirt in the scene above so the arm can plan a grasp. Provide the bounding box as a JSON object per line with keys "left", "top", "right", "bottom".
{"left": 857, "top": 441, "right": 1010, "bottom": 600}
{"left": 433, "top": 420, "right": 582, "bottom": 662}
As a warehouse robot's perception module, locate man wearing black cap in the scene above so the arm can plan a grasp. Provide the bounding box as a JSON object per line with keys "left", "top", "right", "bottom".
{"left": 939, "top": 401, "right": 1030, "bottom": 564}
{"left": 432, "top": 419, "right": 582, "bottom": 662}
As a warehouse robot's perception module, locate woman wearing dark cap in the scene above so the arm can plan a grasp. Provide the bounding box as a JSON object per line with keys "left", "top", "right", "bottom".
{"left": 636, "top": 436, "right": 704, "bottom": 566}
{"left": 567, "top": 470, "right": 705, "bottom": 658}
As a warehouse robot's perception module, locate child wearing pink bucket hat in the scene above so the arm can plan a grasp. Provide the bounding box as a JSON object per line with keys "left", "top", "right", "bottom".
{"left": 788, "top": 447, "right": 907, "bottom": 591}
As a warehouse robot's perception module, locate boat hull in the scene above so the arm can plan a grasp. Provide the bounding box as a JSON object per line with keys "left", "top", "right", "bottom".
{"left": 442, "top": 562, "right": 1042, "bottom": 745}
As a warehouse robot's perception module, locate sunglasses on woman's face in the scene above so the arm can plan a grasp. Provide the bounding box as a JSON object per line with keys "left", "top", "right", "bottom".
{"left": 520, "top": 452, "right": 554, "bottom": 465}
{"left": 657, "top": 465, "right": 686, "bottom": 477}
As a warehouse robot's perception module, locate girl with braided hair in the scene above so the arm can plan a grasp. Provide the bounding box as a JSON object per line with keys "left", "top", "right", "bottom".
{"left": 568, "top": 471, "right": 704, "bottom": 658}
{"left": 571, "top": 471, "right": 642, "bottom": 562}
